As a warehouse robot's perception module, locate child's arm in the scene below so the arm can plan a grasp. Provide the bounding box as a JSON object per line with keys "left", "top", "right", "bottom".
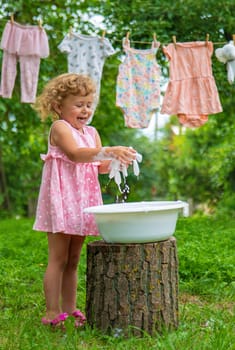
{"left": 98, "top": 160, "right": 111, "bottom": 174}
{"left": 50, "top": 121, "right": 136, "bottom": 164}
{"left": 95, "top": 131, "right": 111, "bottom": 174}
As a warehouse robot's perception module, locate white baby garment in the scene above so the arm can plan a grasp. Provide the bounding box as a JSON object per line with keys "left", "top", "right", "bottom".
{"left": 58, "top": 33, "right": 115, "bottom": 119}
{"left": 215, "top": 41, "right": 235, "bottom": 84}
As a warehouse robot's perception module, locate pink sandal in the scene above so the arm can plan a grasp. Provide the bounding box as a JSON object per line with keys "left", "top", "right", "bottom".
{"left": 41, "top": 312, "right": 68, "bottom": 328}
{"left": 72, "top": 310, "right": 86, "bottom": 327}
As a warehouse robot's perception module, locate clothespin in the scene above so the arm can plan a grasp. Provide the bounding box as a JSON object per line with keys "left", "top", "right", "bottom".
{"left": 125, "top": 31, "right": 130, "bottom": 45}
{"left": 69, "top": 26, "right": 73, "bottom": 38}
{"left": 205, "top": 33, "right": 209, "bottom": 45}
{"left": 232, "top": 34, "right": 235, "bottom": 45}
{"left": 100, "top": 30, "right": 106, "bottom": 42}
{"left": 172, "top": 35, "right": 177, "bottom": 49}
{"left": 153, "top": 32, "right": 158, "bottom": 47}
{"left": 38, "top": 19, "right": 43, "bottom": 30}
{"left": 10, "top": 14, "right": 14, "bottom": 24}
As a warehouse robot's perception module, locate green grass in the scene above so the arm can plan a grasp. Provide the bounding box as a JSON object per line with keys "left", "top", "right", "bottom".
{"left": 0, "top": 216, "right": 234, "bottom": 350}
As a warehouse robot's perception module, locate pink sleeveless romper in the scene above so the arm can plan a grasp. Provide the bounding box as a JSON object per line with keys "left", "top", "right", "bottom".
{"left": 33, "top": 120, "right": 102, "bottom": 235}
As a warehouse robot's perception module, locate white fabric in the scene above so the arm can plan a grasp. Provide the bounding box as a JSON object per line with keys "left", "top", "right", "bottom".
{"left": 108, "top": 153, "right": 142, "bottom": 191}
{"left": 215, "top": 41, "right": 235, "bottom": 84}
{"left": 93, "top": 147, "right": 142, "bottom": 194}
{"left": 58, "top": 33, "right": 115, "bottom": 119}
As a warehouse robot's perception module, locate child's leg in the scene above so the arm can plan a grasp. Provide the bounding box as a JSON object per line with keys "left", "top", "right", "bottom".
{"left": 43, "top": 232, "right": 71, "bottom": 320}
{"left": 61, "top": 235, "right": 85, "bottom": 314}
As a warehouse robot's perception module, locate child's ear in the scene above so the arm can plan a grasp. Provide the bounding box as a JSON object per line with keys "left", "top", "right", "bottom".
{"left": 52, "top": 102, "right": 61, "bottom": 115}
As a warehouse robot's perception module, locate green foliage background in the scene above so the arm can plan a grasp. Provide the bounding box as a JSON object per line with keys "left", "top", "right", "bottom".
{"left": 0, "top": 0, "right": 235, "bottom": 217}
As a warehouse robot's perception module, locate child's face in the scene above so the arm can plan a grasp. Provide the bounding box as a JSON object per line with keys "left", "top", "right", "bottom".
{"left": 58, "top": 94, "right": 94, "bottom": 130}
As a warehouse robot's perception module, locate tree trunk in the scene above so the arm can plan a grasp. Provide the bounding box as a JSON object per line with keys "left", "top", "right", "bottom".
{"left": 0, "top": 145, "right": 11, "bottom": 212}
{"left": 86, "top": 237, "right": 179, "bottom": 336}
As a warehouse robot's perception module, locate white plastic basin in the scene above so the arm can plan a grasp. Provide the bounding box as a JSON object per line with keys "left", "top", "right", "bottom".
{"left": 84, "top": 201, "right": 186, "bottom": 243}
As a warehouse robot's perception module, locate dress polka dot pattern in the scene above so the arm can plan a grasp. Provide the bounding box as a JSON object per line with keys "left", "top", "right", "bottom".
{"left": 33, "top": 120, "right": 102, "bottom": 235}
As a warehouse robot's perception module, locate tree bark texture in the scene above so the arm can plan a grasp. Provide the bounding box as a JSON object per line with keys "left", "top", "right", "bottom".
{"left": 86, "top": 237, "right": 179, "bottom": 336}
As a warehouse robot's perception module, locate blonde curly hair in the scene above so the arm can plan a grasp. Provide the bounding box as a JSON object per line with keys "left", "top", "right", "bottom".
{"left": 34, "top": 73, "right": 96, "bottom": 121}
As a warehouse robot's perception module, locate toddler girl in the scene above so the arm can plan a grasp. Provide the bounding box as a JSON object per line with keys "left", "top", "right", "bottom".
{"left": 33, "top": 73, "right": 136, "bottom": 328}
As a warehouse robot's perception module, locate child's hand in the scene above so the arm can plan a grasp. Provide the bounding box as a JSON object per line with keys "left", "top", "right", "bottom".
{"left": 108, "top": 150, "right": 142, "bottom": 190}
{"left": 110, "top": 146, "right": 137, "bottom": 165}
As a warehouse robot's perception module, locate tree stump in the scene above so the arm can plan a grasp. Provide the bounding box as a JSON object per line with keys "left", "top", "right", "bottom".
{"left": 86, "top": 237, "right": 179, "bottom": 336}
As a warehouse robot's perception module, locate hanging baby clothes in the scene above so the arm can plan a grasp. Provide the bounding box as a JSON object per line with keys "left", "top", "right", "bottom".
{"left": 161, "top": 41, "right": 222, "bottom": 128}
{"left": 116, "top": 38, "right": 161, "bottom": 128}
{"left": 58, "top": 33, "right": 115, "bottom": 119}
{"left": 0, "top": 20, "right": 49, "bottom": 103}
{"left": 215, "top": 41, "right": 235, "bottom": 84}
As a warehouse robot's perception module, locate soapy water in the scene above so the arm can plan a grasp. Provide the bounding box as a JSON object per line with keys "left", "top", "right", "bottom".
{"left": 106, "top": 173, "right": 130, "bottom": 203}
{"left": 115, "top": 181, "right": 130, "bottom": 203}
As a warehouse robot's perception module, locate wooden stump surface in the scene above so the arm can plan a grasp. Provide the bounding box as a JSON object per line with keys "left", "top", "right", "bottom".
{"left": 86, "top": 237, "right": 179, "bottom": 336}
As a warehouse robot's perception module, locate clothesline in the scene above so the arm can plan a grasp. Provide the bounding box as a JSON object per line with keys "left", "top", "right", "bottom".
{"left": 114, "top": 38, "right": 228, "bottom": 46}
{"left": 0, "top": 17, "right": 230, "bottom": 47}
{"left": 0, "top": 16, "right": 231, "bottom": 131}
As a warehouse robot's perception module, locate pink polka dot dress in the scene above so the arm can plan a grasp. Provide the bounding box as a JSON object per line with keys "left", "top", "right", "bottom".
{"left": 33, "top": 120, "right": 102, "bottom": 235}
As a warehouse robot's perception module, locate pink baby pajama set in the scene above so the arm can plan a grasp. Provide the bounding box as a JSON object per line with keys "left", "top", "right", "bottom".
{"left": 0, "top": 21, "right": 49, "bottom": 103}
{"left": 58, "top": 33, "right": 115, "bottom": 117}
{"left": 161, "top": 41, "right": 222, "bottom": 127}
{"left": 116, "top": 38, "right": 161, "bottom": 128}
